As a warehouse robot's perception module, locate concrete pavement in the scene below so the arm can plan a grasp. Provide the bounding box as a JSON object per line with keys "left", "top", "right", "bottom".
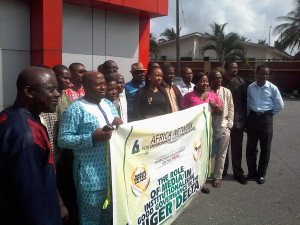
{"left": 171, "top": 99, "right": 300, "bottom": 225}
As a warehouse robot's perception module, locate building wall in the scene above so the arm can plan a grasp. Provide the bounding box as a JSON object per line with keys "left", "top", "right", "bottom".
{"left": 0, "top": 0, "right": 31, "bottom": 110}
{"left": 155, "top": 36, "right": 289, "bottom": 61}
{"left": 62, "top": 3, "right": 139, "bottom": 82}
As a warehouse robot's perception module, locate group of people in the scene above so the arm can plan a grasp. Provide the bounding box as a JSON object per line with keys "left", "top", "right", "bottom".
{"left": 0, "top": 60, "right": 284, "bottom": 225}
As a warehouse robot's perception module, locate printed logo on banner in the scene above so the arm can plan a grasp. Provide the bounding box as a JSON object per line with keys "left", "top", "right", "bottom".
{"left": 131, "top": 139, "right": 143, "bottom": 154}
{"left": 193, "top": 138, "right": 202, "bottom": 161}
{"left": 131, "top": 164, "right": 150, "bottom": 196}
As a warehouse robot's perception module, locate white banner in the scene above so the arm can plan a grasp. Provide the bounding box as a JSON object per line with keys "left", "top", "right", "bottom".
{"left": 110, "top": 104, "right": 212, "bottom": 225}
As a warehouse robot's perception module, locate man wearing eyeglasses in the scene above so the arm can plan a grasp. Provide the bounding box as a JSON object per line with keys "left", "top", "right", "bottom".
{"left": 102, "top": 60, "right": 119, "bottom": 78}
{"left": 64, "top": 62, "right": 87, "bottom": 101}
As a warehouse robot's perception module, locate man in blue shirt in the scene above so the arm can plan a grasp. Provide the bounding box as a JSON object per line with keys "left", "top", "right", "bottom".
{"left": 246, "top": 64, "right": 284, "bottom": 184}
{"left": 59, "top": 71, "right": 122, "bottom": 225}
{"left": 0, "top": 67, "right": 62, "bottom": 225}
{"left": 125, "top": 62, "right": 146, "bottom": 122}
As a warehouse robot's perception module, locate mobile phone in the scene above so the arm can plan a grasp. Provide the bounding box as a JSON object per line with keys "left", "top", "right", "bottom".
{"left": 102, "top": 124, "right": 114, "bottom": 131}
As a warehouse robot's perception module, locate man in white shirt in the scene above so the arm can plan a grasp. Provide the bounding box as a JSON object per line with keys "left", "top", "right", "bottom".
{"left": 176, "top": 67, "right": 195, "bottom": 96}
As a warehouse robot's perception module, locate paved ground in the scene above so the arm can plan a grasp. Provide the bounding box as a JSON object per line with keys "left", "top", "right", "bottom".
{"left": 171, "top": 99, "right": 300, "bottom": 225}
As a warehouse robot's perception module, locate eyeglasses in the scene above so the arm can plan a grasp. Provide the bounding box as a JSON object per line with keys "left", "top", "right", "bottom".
{"left": 71, "top": 69, "right": 87, "bottom": 74}
{"left": 105, "top": 66, "right": 119, "bottom": 70}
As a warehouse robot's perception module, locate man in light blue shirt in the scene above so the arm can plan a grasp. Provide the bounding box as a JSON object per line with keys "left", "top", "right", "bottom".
{"left": 246, "top": 64, "right": 284, "bottom": 184}
{"left": 59, "top": 71, "right": 122, "bottom": 225}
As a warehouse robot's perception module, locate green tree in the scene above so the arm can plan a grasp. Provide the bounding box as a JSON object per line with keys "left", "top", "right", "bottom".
{"left": 202, "top": 22, "right": 247, "bottom": 68}
{"left": 273, "top": 0, "right": 300, "bottom": 51}
{"left": 160, "top": 27, "right": 181, "bottom": 42}
{"left": 257, "top": 39, "right": 268, "bottom": 46}
{"left": 150, "top": 33, "right": 159, "bottom": 58}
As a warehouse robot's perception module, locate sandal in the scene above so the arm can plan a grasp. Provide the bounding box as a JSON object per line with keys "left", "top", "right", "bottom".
{"left": 211, "top": 179, "right": 221, "bottom": 188}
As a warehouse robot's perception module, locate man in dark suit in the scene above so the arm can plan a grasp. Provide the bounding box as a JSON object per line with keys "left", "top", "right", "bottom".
{"left": 222, "top": 61, "right": 248, "bottom": 184}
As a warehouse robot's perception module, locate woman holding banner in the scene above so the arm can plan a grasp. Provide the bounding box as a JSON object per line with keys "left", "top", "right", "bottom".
{"left": 181, "top": 72, "right": 222, "bottom": 194}
{"left": 133, "top": 66, "right": 172, "bottom": 120}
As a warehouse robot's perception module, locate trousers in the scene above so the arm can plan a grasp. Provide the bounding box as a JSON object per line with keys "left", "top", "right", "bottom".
{"left": 224, "top": 128, "right": 245, "bottom": 176}
{"left": 246, "top": 111, "right": 273, "bottom": 177}
{"left": 213, "top": 127, "right": 231, "bottom": 179}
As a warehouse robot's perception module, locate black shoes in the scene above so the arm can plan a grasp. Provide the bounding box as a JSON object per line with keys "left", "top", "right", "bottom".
{"left": 233, "top": 175, "right": 248, "bottom": 185}
{"left": 222, "top": 171, "right": 228, "bottom": 178}
{"left": 246, "top": 173, "right": 258, "bottom": 180}
{"left": 246, "top": 173, "right": 265, "bottom": 184}
{"left": 257, "top": 177, "right": 265, "bottom": 184}
{"left": 201, "top": 185, "right": 210, "bottom": 194}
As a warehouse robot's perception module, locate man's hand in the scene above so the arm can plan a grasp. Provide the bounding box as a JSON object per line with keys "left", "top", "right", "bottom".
{"left": 92, "top": 128, "right": 113, "bottom": 142}
{"left": 112, "top": 117, "right": 123, "bottom": 129}
{"left": 60, "top": 205, "right": 69, "bottom": 223}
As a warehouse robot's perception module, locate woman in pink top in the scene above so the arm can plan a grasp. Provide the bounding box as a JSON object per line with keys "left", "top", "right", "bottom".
{"left": 181, "top": 72, "right": 222, "bottom": 113}
{"left": 181, "top": 72, "right": 222, "bottom": 194}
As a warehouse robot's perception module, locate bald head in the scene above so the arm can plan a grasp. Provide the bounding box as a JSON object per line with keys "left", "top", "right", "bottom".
{"left": 15, "top": 66, "right": 60, "bottom": 115}
{"left": 82, "top": 71, "right": 107, "bottom": 103}
{"left": 17, "top": 67, "right": 55, "bottom": 91}
{"left": 82, "top": 71, "right": 103, "bottom": 85}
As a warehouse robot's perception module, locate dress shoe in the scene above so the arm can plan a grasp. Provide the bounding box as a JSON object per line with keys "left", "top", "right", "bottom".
{"left": 257, "top": 177, "right": 265, "bottom": 184}
{"left": 246, "top": 173, "right": 258, "bottom": 180}
{"left": 233, "top": 175, "right": 248, "bottom": 185}
{"left": 222, "top": 171, "right": 228, "bottom": 178}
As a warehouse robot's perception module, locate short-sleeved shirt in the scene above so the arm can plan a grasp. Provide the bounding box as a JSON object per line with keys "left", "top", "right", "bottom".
{"left": 125, "top": 80, "right": 145, "bottom": 112}
{"left": 181, "top": 91, "right": 222, "bottom": 110}
{"left": 176, "top": 79, "right": 195, "bottom": 96}
{"left": 64, "top": 83, "right": 85, "bottom": 102}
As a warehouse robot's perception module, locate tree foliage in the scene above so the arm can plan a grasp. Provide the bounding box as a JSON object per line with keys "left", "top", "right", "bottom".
{"left": 202, "top": 22, "right": 247, "bottom": 67}
{"left": 273, "top": 0, "right": 300, "bottom": 52}
{"left": 160, "top": 27, "right": 181, "bottom": 42}
{"left": 257, "top": 39, "right": 268, "bottom": 46}
{"left": 150, "top": 33, "right": 159, "bottom": 57}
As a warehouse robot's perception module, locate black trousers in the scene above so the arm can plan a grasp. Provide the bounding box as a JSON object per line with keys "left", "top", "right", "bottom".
{"left": 56, "top": 149, "right": 79, "bottom": 225}
{"left": 246, "top": 111, "right": 273, "bottom": 177}
{"left": 223, "top": 128, "right": 245, "bottom": 176}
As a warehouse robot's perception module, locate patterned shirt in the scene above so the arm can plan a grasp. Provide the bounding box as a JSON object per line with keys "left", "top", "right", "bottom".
{"left": 58, "top": 98, "right": 119, "bottom": 191}
{"left": 40, "top": 93, "right": 72, "bottom": 164}
{"left": 176, "top": 79, "right": 195, "bottom": 96}
{"left": 40, "top": 112, "right": 61, "bottom": 164}
{"left": 211, "top": 87, "right": 234, "bottom": 137}
{"left": 114, "top": 92, "right": 128, "bottom": 123}
{"left": 64, "top": 83, "right": 85, "bottom": 102}
{"left": 165, "top": 86, "right": 179, "bottom": 112}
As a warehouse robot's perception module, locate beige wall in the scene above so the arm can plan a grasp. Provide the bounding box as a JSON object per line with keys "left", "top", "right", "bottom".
{"left": 154, "top": 35, "right": 288, "bottom": 61}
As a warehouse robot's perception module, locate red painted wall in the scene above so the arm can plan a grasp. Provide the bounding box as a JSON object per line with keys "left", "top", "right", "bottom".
{"left": 31, "top": 0, "right": 62, "bottom": 67}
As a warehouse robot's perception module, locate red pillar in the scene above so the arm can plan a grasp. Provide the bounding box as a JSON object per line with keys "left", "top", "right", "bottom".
{"left": 30, "top": 0, "right": 62, "bottom": 67}
{"left": 138, "top": 16, "right": 150, "bottom": 68}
